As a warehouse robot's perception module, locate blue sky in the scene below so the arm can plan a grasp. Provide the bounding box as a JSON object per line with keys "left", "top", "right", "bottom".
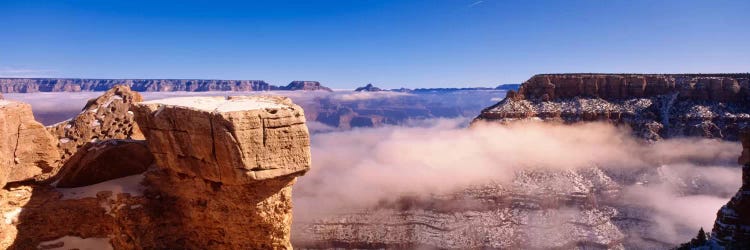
{"left": 1, "top": 0, "right": 748, "bottom": 88}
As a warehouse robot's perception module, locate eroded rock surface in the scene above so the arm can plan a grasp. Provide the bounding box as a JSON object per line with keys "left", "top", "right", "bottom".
{"left": 708, "top": 130, "right": 750, "bottom": 248}
{"left": 132, "top": 96, "right": 310, "bottom": 184}
{"left": 46, "top": 85, "right": 144, "bottom": 176}
{"left": 474, "top": 74, "right": 750, "bottom": 140}
{"left": 0, "top": 100, "right": 60, "bottom": 186}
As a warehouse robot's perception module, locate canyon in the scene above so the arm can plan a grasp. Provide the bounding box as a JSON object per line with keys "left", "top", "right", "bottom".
{"left": 0, "top": 74, "right": 747, "bottom": 249}
{"left": 295, "top": 74, "right": 750, "bottom": 249}
{"left": 0, "top": 87, "right": 311, "bottom": 249}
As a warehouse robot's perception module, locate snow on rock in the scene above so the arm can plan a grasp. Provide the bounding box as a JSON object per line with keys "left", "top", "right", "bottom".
{"left": 3, "top": 208, "right": 21, "bottom": 225}
{"left": 37, "top": 236, "right": 113, "bottom": 250}
{"left": 57, "top": 174, "right": 145, "bottom": 200}
{"left": 139, "top": 96, "right": 288, "bottom": 113}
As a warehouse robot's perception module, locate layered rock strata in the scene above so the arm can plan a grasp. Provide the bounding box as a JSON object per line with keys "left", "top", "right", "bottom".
{"left": 0, "top": 94, "right": 311, "bottom": 249}
{"left": 0, "top": 100, "right": 60, "bottom": 187}
{"left": 474, "top": 74, "right": 750, "bottom": 140}
{"left": 708, "top": 130, "right": 750, "bottom": 248}
{"left": 131, "top": 96, "right": 310, "bottom": 184}
{"left": 0, "top": 78, "right": 274, "bottom": 92}
{"left": 46, "top": 85, "right": 144, "bottom": 179}
{"left": 0, "top": 78, "right": 337, "bottom": 93}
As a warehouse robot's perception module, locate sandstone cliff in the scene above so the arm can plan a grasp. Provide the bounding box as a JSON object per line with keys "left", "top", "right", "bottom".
{"left": 0, "top": 78, "right": 338, "bottom": 93}
{"left": 474, "top": 74, "right": 750, "bottom": 140}
{"left": 0, "top": 93, "right": 311, "bottom": 249}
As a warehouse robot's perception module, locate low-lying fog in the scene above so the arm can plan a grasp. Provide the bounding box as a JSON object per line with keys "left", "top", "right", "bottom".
{"left": 5, "top": 91, "right": 743, "bottom": 245}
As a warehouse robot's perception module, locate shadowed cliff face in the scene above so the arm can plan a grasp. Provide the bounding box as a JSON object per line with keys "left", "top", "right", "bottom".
{"left": 706, "top": 130, "right": 750, "bottom": 248}
{"left": 475, "top": 74, "right": 750, "bottom": 140}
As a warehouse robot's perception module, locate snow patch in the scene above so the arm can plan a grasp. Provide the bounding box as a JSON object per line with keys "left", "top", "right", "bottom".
{"left": 57, "top": 174, "right": 145, "bottom": 200}
{"left": 37, "top": 236, "right": 113, "bottom": 250}
{"left": 141, "top": 96, "right": 287, "bottom": 113}
{"left": 3, "top": 208, "right": 22, "bottom": 224}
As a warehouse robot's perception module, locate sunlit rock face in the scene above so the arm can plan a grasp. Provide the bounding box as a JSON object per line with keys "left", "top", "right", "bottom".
{"left": 132, "top": 96, "right": 311, "bottom": 184}
{"left": 0, "top": 100, "right": 60, "bottom": 187}
{"left": 709, "top": 130, "right": 750, "bottom": 248}
{"left": 0, "top": 92, "right": 311, "bottom": 249}
{"left": 474, "top": 74, "right": 750, "bottom": 141}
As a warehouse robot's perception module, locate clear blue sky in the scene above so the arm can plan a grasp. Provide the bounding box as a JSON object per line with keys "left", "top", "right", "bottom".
{"left": 1, "top": 0, "right": 748, "bottom": 89}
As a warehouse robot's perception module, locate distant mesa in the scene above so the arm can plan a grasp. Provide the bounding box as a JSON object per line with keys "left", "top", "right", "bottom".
{"left": 278, "top": 81, "right": 333, "bottom": 92}
{"left": 0, "top": 78, "right": 334, "bottom": 93}
{"left": 354, "top": 83, "right": 383, "bottom": 92}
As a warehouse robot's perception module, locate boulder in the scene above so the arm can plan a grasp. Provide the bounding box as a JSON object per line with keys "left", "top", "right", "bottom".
{"left": 0, "top": 100, "right": 60, "bottom": 187}
{"left": 54, "top": 140, "right": 154, "bottom": 188}
{"left": 132, "top": 96, "right": 310, "bottom": 184}
{"left": 46, "top": 85, "right": 144, "bottom": 176}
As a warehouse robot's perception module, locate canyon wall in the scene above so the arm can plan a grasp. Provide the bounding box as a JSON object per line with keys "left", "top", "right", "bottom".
{"left": 474, "top": 74, "right": 750, "bottom": 140}
{"left": 0, "top": 88, "right": 311, "bottom": 249}
{"left": 0, "top": 78, "right": 334, "bottom": 93}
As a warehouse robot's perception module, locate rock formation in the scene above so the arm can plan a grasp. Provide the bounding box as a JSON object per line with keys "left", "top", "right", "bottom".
{"left": 354, "top": 83, "right": 383, "bottom": 92}
{"left": 131, "top": 96, "right": 311, "bottom": 184}
{"left": 474, "top": 74, "right": 750, "bottom": 140}
{"left": 706, "top": 130, "right": 750, "bottom": 248}
{"left": 279, "top": 81, "right": 333, "bottom": 92}
{"left": 0, "top": 100, "right": 60, "bottom": 187}
{"left": 46, "top": 85, "right": 144, "bottom": 179}
{"left": 0, "top": 93, "right": 311, "bottom": 249}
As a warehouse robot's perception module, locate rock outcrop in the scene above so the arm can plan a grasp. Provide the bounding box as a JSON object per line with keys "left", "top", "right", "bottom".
{"left": 0, "top": 100, "right": 60, "bottom": 187}
{"left": 706, "top": 130, "right": 750, "bottom": 248}
{"left": 474, "top": 74, "right": 750, "bottom": 140}
{"left": 279, "top": 81, "right": 333, "bottom": 92}
{"left": 46, "top": 85, "right": 144, "bottom": 178}
{"left": 354, "top": 83, "right": 383, "bottom": 92}
{"left": 0, "top": 93, "right": 311, "bottom": 249}
{"left": 132, "top": 96, "right": 310, "bottom": 184}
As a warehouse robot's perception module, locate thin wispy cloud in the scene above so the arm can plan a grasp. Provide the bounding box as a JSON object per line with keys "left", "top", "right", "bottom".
{"left": 468, "top": 0, "right": 484, "bottom": 8}
{"left": 0, "top": 67, "right": 58, "bottom": 77}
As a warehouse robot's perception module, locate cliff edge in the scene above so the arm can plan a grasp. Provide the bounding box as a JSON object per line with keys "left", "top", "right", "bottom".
{"left": 474, "top": 74, "right": 750, "bottom": 140}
